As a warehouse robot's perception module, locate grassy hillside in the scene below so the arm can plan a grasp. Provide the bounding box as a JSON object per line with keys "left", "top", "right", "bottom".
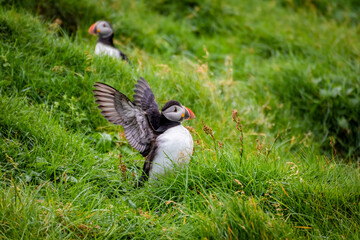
{"left": 1, "top": 0, "right": 360, "bottom": 239}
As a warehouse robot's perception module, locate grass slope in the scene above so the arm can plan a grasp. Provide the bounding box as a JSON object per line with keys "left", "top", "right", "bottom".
{"left": 1, "top": 1, "right": 360, "bottom": 239}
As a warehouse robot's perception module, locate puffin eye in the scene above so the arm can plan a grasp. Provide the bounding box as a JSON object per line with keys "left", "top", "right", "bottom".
{"left": 174, "top": 108, "right": 177, "bottom": 112}
{"left": 103, "top": 24, "right": 106, "bottom": 27}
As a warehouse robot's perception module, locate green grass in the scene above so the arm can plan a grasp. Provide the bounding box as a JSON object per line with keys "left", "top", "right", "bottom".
{"left": 1, "top": 1, "right": 360, "bottom": 239}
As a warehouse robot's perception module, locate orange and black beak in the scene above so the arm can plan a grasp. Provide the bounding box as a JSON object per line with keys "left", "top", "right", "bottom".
{"left": 184, "top": 107, "right": 196, "bottom": 120}
{"left": 88, "top": 22, "right": 98, "bottom": 35}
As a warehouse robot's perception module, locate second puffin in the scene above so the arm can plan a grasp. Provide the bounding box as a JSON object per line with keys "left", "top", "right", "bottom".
{"left": 93, "top": 78, "right": 195, "bottom": 186}
{"left": 88, "top": 20, "right": 128, "bottom": 61}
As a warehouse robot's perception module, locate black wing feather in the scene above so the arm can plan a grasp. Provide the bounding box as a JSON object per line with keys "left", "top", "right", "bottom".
{"left": 93, "top": 82, "right": 155, "bottom": 156}
{"left": 133, "top": 77, "right": 161, "bottom": 130}
{"left": 135, "top": 141, "right": 157, "bottom": 188}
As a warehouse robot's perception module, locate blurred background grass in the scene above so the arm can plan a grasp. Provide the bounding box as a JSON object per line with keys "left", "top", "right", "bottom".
{"left": 0, "top": 0, "right": 359, "bottom": 239}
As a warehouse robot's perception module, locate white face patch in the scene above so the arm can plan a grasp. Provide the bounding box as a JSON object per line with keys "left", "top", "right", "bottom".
{"left": 162, "top": 105, "right": 186, "bottom": 122}
{"left": 96, "top": 21, "right": 113, "bottom": 38}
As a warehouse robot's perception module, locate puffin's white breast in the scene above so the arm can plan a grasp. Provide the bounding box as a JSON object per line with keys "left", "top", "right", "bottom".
{"left": 95, "top": 42, "right": 120, "bottom": 58}
{"left": 149, "top": 125, "right": 193, "bottom": 179}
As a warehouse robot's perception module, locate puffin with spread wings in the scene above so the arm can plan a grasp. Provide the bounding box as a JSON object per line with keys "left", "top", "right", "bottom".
{"left": 93, "top": 78, "right": 195, "bottom": 186}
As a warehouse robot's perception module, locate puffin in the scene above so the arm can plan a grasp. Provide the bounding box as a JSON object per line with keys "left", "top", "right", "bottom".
{"left": 88, "top": 20, "right": 128, "bottom": 61}
{"left": 93, "top": 78, "right": 196, "bottom": 186}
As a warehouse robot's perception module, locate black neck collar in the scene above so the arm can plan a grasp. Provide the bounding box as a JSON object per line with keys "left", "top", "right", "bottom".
{"left": 155, "top": 114, "right": 181, "bottom": 133}
{"left": 97, "top": 33, "right": 115, "bottom": 47}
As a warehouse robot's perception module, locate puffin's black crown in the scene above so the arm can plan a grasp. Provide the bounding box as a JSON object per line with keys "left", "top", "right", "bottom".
{"left": 161, "top": 100, "right": 181, "bottom": 111}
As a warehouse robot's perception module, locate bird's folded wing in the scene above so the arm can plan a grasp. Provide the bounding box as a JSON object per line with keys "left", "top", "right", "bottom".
{"left": 93, "top": 82, "right": 155, "bottom": 156}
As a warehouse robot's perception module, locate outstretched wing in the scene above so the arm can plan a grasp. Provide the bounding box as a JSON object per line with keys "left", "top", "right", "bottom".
{"left": 93, "top": 82, "right": 155, "bottom": 156}
{"left": 133, "top": 77, "right": 161, "bottom": 130}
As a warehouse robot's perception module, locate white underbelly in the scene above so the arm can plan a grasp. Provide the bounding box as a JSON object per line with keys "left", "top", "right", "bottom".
{"left": 95, "top": 42, "right": 120, "bottom": 58}
{"left": 149, "top": 125, "right": 193, "bottom": 179}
